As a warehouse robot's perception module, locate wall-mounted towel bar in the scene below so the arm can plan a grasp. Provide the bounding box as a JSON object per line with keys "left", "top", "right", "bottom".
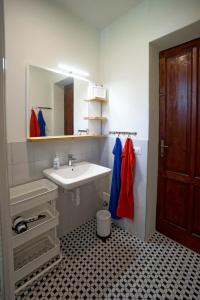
{"left": 109, "top": 131, "right": 137, "bottom": 136}
{"left": 32, "top": 106, "right": 52, "bottom": 110}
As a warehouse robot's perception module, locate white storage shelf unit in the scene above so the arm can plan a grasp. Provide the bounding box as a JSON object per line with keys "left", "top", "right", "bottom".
{"left": 10, "top": 179, "right": 61, "bottom": 293}
{"left": 10, "top": 179, "right": 58, "bottom": 216}
{"left": 12, "top": 203, "right": 59, "bottom": 248}
{"left": 14, "top": 231, "right": 60, "bottom": 283}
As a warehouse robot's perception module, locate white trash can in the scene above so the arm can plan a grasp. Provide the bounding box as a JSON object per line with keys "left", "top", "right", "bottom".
{"left": 96, "top": 210, "right": 111, "bottom": 239}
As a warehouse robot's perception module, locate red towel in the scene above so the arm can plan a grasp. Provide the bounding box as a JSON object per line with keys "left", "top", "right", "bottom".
{"left": 30, "top": 109, "right": 40, "bottom": 137}
{"left": 117, "top": 138, "right": 135, "bottom": 220}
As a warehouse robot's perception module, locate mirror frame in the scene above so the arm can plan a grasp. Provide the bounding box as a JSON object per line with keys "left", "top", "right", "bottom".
{"left": 26, "top": 65, "right": 103, "bottom": 141}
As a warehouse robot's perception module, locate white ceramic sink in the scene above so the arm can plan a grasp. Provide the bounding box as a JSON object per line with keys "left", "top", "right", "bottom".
{"left": 43, "top": 161, "right": 111, "bottom": 190}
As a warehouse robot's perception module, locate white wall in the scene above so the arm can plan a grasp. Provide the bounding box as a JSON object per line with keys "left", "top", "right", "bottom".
{"left": 4, "top": 0, "right": 100, "bottom": 142}
{"left": 0, "top": 0, "right": 15, "bottom": 297}
{"left": 100, "top": 0, "right": 200, "bottom": 239}
{"left": 100, "top": 0, "right": 200, "bottom": 140}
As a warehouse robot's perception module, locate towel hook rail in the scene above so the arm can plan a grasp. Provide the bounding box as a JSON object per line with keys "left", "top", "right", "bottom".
{"left": 32, "top": 106, "right": 52, "bottom": 110}
{"left": 109, "top": 131, "right": 137, "bottom": 136}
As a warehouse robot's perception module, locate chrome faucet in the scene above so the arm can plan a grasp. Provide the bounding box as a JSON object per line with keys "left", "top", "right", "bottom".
{"left": 68, "top": 154, "right": 76, "bottom": 166}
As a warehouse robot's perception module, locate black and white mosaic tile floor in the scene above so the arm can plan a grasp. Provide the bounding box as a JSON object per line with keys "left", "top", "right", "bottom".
{"left": 16, "top": 219, "right": 200, "bottom": 300}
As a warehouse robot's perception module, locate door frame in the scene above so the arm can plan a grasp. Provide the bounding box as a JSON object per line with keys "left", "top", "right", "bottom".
{"left": 156, "top": 39, "right": 200, "bottom": 253}
{"left": 0, "top": 0, "right": 15, "bottom": 298}
{"left": 146, "top": 21, "right": 200, "bottom": 241}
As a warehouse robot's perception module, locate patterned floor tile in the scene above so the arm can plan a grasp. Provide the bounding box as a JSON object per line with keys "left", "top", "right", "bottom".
{"left": 16, "top": 218, "right": 200, "bottom": 299}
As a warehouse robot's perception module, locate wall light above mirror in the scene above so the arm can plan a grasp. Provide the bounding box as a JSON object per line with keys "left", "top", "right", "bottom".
{"left": 57, "top": 64, "right": 90, "bottom": 77}
{"left": 26, "top": 65, "right": 108, "bottom": 141}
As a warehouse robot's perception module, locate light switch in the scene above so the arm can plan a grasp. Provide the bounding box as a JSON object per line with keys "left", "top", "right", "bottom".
{"left": 134, "top": 146, "right": 142, "bottom": 155}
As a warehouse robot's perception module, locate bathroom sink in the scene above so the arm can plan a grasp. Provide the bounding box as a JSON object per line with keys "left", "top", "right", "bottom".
{"left": 43, "top": 161, "right": 111, "bottom": 190}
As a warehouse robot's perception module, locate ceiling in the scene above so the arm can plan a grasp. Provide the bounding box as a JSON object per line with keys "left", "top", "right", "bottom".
{"left": 56, "top": 0, "right": 143, "bottom": 29}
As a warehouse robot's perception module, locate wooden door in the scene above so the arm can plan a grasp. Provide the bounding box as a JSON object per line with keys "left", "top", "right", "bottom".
{"left": 156, "top": 39, "right": 200, "bottom": 254}
{"left": 64, "top": 84, "right": 74, "bottom": 135}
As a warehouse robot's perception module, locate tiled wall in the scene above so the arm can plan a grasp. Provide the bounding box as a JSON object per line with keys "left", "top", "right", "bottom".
{"left": 8, "top": 138, "right": 110, "bottom": 236}
{"left": 99, "top": 137, "right": 148, "bottom": 240}
{"left": 7, "top": 137, "right": 149, "bottom": 240}
{"left": 7, "top": 139, "right": 102, "bottom": 187}
{"left": 57, "top": 176, "right": 109, "bottom": 236}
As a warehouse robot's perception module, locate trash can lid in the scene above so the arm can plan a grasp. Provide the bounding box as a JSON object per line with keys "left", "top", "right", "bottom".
{"left": 96, "top": 210, "right": 111, "bottom": 220}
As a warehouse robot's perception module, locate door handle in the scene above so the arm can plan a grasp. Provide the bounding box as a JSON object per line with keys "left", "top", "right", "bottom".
{"left": 160, "top": 139, "right": 168, "bottom": 158}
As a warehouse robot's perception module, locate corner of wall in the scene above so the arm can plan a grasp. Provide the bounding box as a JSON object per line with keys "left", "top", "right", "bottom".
{"left": 145, "top": 43, "right": 159, "bottom": 241}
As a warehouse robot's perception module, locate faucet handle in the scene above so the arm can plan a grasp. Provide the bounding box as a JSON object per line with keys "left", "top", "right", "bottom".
{"left": 68, "top": 153, "right": 76, "bottom": 160}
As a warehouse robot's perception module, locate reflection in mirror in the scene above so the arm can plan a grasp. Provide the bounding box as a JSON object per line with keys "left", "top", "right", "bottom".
{"left": 27, "top": 65, "right": 89, "bottom": 137}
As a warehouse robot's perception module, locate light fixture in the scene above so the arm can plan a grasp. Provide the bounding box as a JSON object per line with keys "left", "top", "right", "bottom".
{"left": 48, "top": 68, "right": 90, "bottom": 82}
{"left": 58, "top": 64, "right": 90, "bottom": 77}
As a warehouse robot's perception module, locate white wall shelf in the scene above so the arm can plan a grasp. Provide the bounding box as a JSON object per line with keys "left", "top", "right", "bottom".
{"left": 84, "top": 97, "right": 108, "bottom": 134}
{"left": 84, "top": 116, "right": 107, "bottom": 121}
{"left": 84, "top": 97, "right": 107, "bottom": 103}
{"left": 27, "top": 134, "right": 105, "bottom": 142}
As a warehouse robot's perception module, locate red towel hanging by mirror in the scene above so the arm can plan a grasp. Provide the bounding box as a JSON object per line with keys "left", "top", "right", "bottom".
{"left": 30, "top": 109, "right": 40, "bottom": 137}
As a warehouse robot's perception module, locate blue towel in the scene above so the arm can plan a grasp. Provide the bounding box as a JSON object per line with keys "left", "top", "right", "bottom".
{"left": 38, "top": 110, "right": 46, "bottom": 136}
{"left": 109, "top": 137, "right": 122, "bottom": 219}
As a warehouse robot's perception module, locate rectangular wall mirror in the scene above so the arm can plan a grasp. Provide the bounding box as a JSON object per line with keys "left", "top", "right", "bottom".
{"left": 27, "top": 65, "right": 90, "bottom": 139}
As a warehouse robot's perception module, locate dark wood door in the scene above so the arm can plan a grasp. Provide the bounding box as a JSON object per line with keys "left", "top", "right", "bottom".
{"left": 156, "top": 39, "right": 200, "bottom": 254}
{"left": 64, "top": 84, "right": 74, "bottom": 135}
